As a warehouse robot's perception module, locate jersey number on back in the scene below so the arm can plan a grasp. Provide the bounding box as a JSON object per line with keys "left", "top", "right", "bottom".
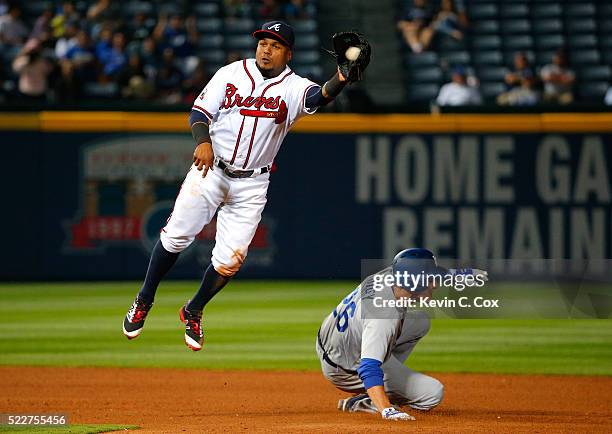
{"left": 333, "top": 288, "right": 358, "bottom": 332}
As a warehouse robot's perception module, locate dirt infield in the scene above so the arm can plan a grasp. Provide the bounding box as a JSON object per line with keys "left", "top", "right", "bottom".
{"left": 1, "top": 367, "right": 610, "bottom": 433}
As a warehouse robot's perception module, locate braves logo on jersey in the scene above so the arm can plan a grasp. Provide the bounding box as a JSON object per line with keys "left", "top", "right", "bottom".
{"left": 220, "top": 83, "right": 288, "bottom": 125}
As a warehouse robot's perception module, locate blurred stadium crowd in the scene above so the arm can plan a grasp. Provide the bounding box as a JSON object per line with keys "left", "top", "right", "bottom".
{"left": 0, "top": 0, "right": 317, "bottom": 104}
{"left": 1, "top": 0, "right": 611, "bottom": 110}
{"left": 397, "top": 0, "right": 612, "bottom": 108}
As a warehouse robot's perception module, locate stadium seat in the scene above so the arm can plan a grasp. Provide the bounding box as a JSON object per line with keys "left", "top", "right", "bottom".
{"left": 471, "top": 20, "right": 499, "bottom": 34}
{"left": 405, "top": 52, "right": 439, "bottom": 67}
{"left": 123, "top": 1, "right": 154, "bottom": 16}
{"left": 599, "top": 19, "right": 612, "bottom": 34}
{"left": 531, "top": 4, "right": 562, "bottom": 18}
{"left": 500, "top": 3, "right": 529, "bottom": 18}
{"left": 409, "top": 66, "right": 443, "bottom": 83}
{"left": 567, "top": 34, "right": 597, "bottom": 49}
{"left": 23, "top": 1, "right": 51, "bottom": 16}
{"left": 570, "top": 50, "right": 600, "bottom": 65}
{"left": 224, "top": 18, "right": 255, "bottom": 34}
{"left": 535, "top": 50, "right": 557, "bottom": 66}
{"left": 193, "top": 3, "right": 221, "bottom": 17}
{"left": 566, "top": 19, "right": 596, "bottom": 33}
{"left": 225, "top": 35, "right": 255, "bottom": 50}
{"left": 468, "top": 3, "right": 498, "bottom": 20}
{"left": 290, "top": 19, "right": 317, "bottom": 34}
{"left": 436, "top": 37, "right": 466, "bottom": 51}
{"left": 577, "top": 82, "right": 608, "bottom": 100}
{"left": 471, "top": 35, "right": 502, "bottom": 50}
{"left": 406, "top": 84, "right": 439, "bottom": 102}
{"left": 531, "top": 19, "right": 563, "bottom": 34}
{"left": 504, "top": 35, "right": 533, "bottom": 50}
{"left": 198, "top": 35, "right": 224, "bottom": 49}
{"left": 565, "top": 3, "right": 596, "bottom": 17}
{"left": 83, "top": 83, "right": 119, "bottom": 98}
{"left": 500, "top": 19, "right": 531, "bottom": 34}
{"left": 293, "top": 65, "right": 323, "bottom": 80}
{"left": 294, "top": 34, "right": 319, "bottom": 49}
{"left": 476, "top": 66, "right": 507, "bottom": 81}
{"left": 503, "top": 50, "right": 534, "bottom": 66}
{"left": 196, "top": 49, "right": 225, "bottom": 64}
{"left": 480, "top": 82, "right": 506, "bottom": 100}
{"left": 442, "top": 51, "right": 471, "bottom": 66}
{"left": 578, "top": 66, "right": 611, "bottom": 81}
{"left": 603, "top": 50, "right": 612, "bottom": 65}
{"left": 292, "top": 50, "right": 320, "bottom": 65}
{"left": 534, "top": 34, "right": 564, "bottom": 50}
{"left": 197, "top": 18, "right": 222, "bottom": 33}
{"left": 600, "top": 3, "right": 612, "bottom": 17}
{"left": 472, "top": 50, "right": 503, "bottom": 65}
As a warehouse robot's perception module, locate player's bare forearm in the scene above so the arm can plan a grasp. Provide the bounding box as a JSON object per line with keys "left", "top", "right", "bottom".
{"left": 366, "top": 385, "right": 393, "bottom": 412}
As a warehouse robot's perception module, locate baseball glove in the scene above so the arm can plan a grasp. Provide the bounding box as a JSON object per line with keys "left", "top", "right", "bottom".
{"left": 324, "top": 31, "right": 371, "bottom": 83}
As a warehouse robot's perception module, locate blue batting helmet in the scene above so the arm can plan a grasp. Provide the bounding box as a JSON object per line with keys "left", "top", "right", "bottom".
{"left": 391, "top": 248, "right": 448, "bottom": 292}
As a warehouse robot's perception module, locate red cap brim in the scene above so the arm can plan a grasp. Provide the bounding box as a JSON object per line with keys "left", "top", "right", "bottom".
{"left": 252, "top": 30, "right": 292, "bottom": 48}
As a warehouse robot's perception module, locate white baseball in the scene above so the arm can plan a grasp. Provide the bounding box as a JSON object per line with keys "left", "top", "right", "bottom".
{"left": 345, "top": 46, "right": 361, "bottom": 61}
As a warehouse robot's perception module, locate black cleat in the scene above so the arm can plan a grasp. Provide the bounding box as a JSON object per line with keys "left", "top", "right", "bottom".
{"left": 122, "top": 296, "right": 153, "bottom": 339}
{"left": 179, "top": 304, "right": 204, "bottom": 351}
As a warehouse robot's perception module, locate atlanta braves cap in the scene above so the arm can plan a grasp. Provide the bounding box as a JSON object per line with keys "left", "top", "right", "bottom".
{"left": 253, "top": 21, "right": 295, "bottom": 49}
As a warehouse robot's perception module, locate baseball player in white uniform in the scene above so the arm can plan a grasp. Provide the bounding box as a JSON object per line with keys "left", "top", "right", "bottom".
{"left": 122, "top": 21, "right": 364, "bottom": 351}
{"left": 317, "top": 248, "right": 487, "bottom": 421}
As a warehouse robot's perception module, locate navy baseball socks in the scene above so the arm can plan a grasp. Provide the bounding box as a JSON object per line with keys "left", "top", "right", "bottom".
{"left": 122, "top": 240, "right": 179, "bottom": 339}
{"left": 179, "top": 264, "right": 231, "bottom": 351}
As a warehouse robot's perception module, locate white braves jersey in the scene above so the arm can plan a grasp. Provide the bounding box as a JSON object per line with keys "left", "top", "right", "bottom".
{"left": 192, "top": 59, "right": 318, "bottom": 170}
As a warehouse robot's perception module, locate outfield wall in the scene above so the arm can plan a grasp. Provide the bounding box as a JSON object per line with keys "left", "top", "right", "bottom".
{"left": 1, "top": 113, "right": 610, "bottom": 280}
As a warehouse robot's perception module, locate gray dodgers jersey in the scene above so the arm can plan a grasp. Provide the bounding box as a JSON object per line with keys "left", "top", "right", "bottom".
{"left": 319, "top": 268, "right": 417, "bottom": 371}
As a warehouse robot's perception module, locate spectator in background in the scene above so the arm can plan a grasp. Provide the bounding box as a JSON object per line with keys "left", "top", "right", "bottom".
{"left": 225, "top": 50, "right": 242, "bottom": 65}
{"left": 497, "top": 70, "right": 539, "bottom": 106}
{"left": 58, "top": 29, "right": 95, "bottom": 100}
{"left": 30, "top": 7, "right": 54, "bottom": 40}
{"left": 101, "top": 31, "right": 128, "bottom": 78}
{"left": 153, "top": 13, "right": 198, "bottom": 58}
{"left": 605, "top": 83, "right": 612, "bottom": 105}
{"left": 129, "top": 12, "right": 153, "bottom": 43}
{"left": 540, "top": 50, "right": 575, "bottom": 105}
{"left": 87, "top": 0, "right": 119, "bottom": 23}
{"left": 55, "top": 21, "right": 78, "bottom": 59}
{"left": 424, "top": 0, "right": 464, "bottom": 48}
{"left": 397, "top": 0, "right": 432, "bottom": 54}
{"left": 95, "top": 26, "right": 113, "bottom": 64}
{"left": 224, "top": 0, "right": 252, "bottom": 19}
{"left": 51, "top": 1, "right": 80, "bottom": 39}
{"left": 12, "top": 38, "right": 54, "bottom": 100}
{"left": 436, "top": 66, "right": 481, "bottom": 106}
{"left": 182, "top": 60, "right": 209, "bottom": 104}
{"left": 284, "top": 0, "right": 312, "bottom": 20}
{"left": 259, "top": 0, "right": 282, "bottom": 20}
{"left": 139, "top": 36, "right": 158, "bottom": 77}
{"left": 156, "top": 47, "right": 183, "bottom": 103}
{"left": 503, "top": 52, "right": 534, "bottom": 90}
{"left": 119, "top": 53, "right": 155, "bottom": 99}
{"left": 0, "top": 4, "right": 29, "bottom": 46}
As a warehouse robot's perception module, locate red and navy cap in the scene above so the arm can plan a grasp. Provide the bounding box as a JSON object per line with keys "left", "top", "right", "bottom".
{"left": 252, "top": 21, "right": 295, "bottom": 49}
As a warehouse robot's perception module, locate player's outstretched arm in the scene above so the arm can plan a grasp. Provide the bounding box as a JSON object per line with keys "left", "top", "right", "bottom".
{"left": 304, "top": 69, "right": 347, "bottom": 109}
{"left": 189, "top": 110, "right": 214, "bottom": 177}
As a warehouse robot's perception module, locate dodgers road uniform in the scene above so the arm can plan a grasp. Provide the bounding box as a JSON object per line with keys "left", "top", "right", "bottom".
{"left": 316, "top": 270, "right": 444, "bottom": 411}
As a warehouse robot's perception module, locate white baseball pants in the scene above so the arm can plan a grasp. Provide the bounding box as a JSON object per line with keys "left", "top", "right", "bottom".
{"left": 160, "top": 164, "right": 269, "bottom": 276}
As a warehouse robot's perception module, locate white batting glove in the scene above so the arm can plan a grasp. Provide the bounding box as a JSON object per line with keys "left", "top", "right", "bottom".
{"left": 448, "top": 268, "right": 489, "bottom": 282}
{"left": 381, "top": 407, "right": 415, "bottom": 421}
